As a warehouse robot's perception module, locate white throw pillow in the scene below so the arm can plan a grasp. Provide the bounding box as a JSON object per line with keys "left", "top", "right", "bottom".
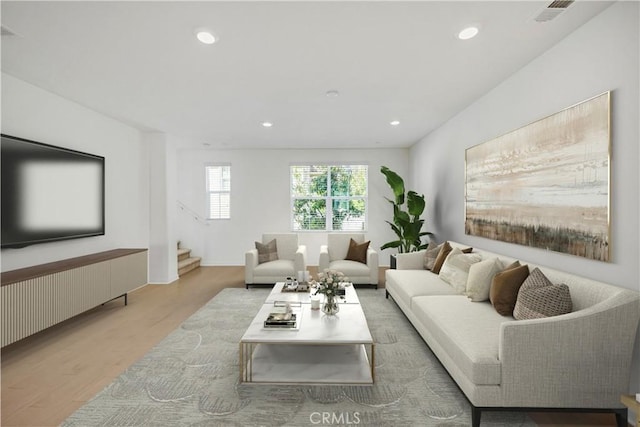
{"left": 465, "top": 257, "right": 501, "bottom": 302}
{"left": 439, "top": 248, "right": 482, "bottom": 293}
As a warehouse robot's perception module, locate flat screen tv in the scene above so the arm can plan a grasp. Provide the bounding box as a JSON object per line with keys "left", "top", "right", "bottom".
{"left": 1, "top": 134, "right": 105, "bottom": 249}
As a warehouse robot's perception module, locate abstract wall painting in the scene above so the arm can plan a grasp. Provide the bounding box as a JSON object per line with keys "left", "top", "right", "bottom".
{"left": 465, "top": 92, "right": 610, "bottom": 262}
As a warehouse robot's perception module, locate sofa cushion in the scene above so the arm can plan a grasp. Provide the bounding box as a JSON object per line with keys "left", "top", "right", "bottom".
{"left": 328, "top": 233, "right": 365, "bottom": 261}
{"left": 396, "top": 250, "right": 427, "bottom": 270}
{"left": 385, "top": 270, "right": 458, "bottom": 310}
{"left": 412, "top": 295, "right": 505, "bottom": 385}
{"left": 255, "top": 239, "right": 278, "bottom": 264}
{"left": 345, "top": 238, "right": 370, "bottom": 264}
{"left": 490, "top": 264, "right": 530, "bottom": 316}
{"left": 423, "top": 242, "right": 442, "bottom": 270}
{"left": 439, "top": 248, "right": 482, "bottom": 293}
{"left": 328, "top": 259, "right": 371, "bottom": 279}
{"left": 253, "top": 259, "right": 295, "bottom": 276}
{"left": 262, "top": 233, "right": 299, "bottom": 261}
{"left": 465, "top": 257, "right": 501, "bottom": 302}
{"left": 513, "top": 268, "right": 573, "bottom": 320}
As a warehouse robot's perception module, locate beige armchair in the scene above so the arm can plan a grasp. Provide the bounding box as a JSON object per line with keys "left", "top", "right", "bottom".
{"left": 245, "top": 233, "right": 307, "bottom": 288}
{"left": 319, "top": 233, "right": 378, "bottom": 288}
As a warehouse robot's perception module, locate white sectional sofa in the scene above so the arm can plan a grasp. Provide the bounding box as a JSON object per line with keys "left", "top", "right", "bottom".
{"left": 385, "top": 241, "right": 640, "bottom": 427}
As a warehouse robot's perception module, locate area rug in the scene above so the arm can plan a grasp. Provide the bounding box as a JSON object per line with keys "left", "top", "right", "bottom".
{"left": 62, "top": 288, "right": 534, "bottom": 426}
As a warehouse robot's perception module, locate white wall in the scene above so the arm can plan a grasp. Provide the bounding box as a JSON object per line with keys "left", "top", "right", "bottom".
{"left": 175, "top": 148, "right": 409, "bottom": 266}
{"left": 147, "top": 133, "right": 178, "bottom": 284}
{"left": 1, "top": 73, "right": 150, "bottom": 271}
{"left": 409, "top": 1, "right": 640, "bottom": 407}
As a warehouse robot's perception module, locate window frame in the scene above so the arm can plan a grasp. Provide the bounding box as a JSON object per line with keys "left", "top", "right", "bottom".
{"left": 205, "top": 163, "right": 231, "bottom": 220}
{"left": 290, "top": 163, "right": 368, "bottom": 232}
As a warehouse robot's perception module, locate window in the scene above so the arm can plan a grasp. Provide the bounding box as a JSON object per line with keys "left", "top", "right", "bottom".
{"left": 206, "top": 164, "right": 231, "bottom": 219}
{"left": 291, "top": 164, "right": 367, "bottom": 231}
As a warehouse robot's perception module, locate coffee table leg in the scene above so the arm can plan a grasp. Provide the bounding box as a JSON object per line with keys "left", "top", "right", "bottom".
{"left": 371, "top": 343, "right": 375, "bottom": 383}
{"left": 239, "top": 342, "right": 244, "bottom": 382}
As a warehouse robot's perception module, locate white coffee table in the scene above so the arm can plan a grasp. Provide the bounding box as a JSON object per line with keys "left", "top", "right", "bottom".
{"left": 239, "top": 288, "right": 374, "bottom": 385}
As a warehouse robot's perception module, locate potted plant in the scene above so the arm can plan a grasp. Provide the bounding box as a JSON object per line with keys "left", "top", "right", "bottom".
{"left": 380, "top": 166, "right": 433, "bottom": 267}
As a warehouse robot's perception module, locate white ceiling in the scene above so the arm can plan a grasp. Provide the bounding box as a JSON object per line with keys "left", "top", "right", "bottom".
{"left": 1, "top": 1, "right": 614, "bottom": 149}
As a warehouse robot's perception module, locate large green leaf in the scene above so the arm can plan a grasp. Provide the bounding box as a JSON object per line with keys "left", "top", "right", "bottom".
{"left": 380, "top": 240, "right": 403, "bottom": 250}
{"left": 407, "top": 191, "right": 425, "bottom": 218}
{"left": 381, "top": 166, "right": 405, "bottom": 205}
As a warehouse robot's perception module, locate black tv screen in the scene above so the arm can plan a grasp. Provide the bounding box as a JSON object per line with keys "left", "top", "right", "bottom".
{"left": 1, "top": 134, "right": 105, "bottom": 249}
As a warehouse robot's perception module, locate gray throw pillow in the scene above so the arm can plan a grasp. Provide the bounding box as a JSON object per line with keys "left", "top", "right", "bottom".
{"left": 513, "top": 268, "right": 573, "bottom": 320}
{"left": 255, "top": 239, "right": 278, "bottom": 264}
{"left": 423, "top": 242, "right": 443, "bottom": 270}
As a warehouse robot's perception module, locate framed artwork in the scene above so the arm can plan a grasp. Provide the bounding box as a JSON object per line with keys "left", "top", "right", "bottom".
{"left": 465, "top": 92, "right": 610, "bottom": 262}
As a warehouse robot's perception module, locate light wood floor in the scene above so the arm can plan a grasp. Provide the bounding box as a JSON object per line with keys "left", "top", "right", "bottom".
{"left": 1, "top": 266, "right": 626, "bottom": 426}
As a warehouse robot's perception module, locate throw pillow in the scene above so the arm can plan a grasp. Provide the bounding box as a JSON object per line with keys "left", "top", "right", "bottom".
{"left": 465, "top": 257, "right": 501, "bottom": 302}
{"left": 345, "top": 238, "right": 370, "bottom": 264}
{"left": 431, "top": 241, "right": 453, "bottom": 274}
{"left": 431, "top": 242, "right": 473, "bottom": 274}
{"left": 489, "top": 264, "right": 530, "bottom": 316}
{"left": 438, "top": 248, "right": 482, "bottom": 293}
{"left": 513, "top": 268, "right": 573, "bottom": 320}
{"left": 423, "top": 242, "right": 442, "bottom": 270}
{"left": 255, "top": 239, "right": 278, "bottom": 264}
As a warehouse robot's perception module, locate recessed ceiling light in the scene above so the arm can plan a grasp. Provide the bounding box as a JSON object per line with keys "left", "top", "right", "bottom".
{"left": 326, "top": 90, "right": 340, "bottom": 98}
{"left": 458, "top": 26, "right": 479, "bottom": 40}
{"left": 390, "top": 120, "right": 400, "bottom": 126}
{"left": 196, "top": 30, "right": 216, "bottom": 45}
{"left": 261, "top": 121, "right": 273, "bottom": 128}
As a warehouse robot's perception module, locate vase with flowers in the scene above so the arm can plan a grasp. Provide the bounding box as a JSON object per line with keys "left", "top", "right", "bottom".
{"left": 312, "top": 270, "right": 349, "bottom": 315}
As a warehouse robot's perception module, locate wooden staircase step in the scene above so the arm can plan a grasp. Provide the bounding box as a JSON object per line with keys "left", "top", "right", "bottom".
{"left": 178, "top": 256, "right": 201, "bottom": 276}
{"left": 177, "top": 248, "right": 191, "bottom": 262}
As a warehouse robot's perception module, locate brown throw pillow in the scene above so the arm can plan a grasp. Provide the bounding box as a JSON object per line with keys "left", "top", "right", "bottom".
{"left": 513, "top": 268, "right": 572, "bottom": 320}
{"left": 489, "top": 264, "right": 530, "bottom": 316}
{"left": 255, "top": 239, "right": 278, "bottom": 264}
{"left": 431, "top": 241, "right": 452, "bottom": 274}
{"left": 432, "top": 242, "right": 473, "bottom": 274}
{"left": 345, "top": 238, "right": 370, "bottom": 264}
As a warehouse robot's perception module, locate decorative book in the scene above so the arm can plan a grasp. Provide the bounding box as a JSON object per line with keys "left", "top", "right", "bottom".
{"left": 264, "top": 313, "right": 297, "bottom": 328}
{"left": 263, "top": 301, "right": 301, "bottom": 329}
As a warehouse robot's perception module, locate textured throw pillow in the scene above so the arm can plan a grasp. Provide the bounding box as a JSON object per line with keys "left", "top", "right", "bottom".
{"left": 423, "top": 242, "right": 443, "bottom": 270}
{"left": 255, "top": 239, "right": 278, "bottom": 264}
{"left": 513, "top": 268, "right": 573, "bottom": 320}
{"left": 345, "top": 238, "right": 370, "bottom": 264}
{"left": 465, "top": 257, "right": 501, "bottom": 302}
{"left": 438, "top": 248, "right": 482, "bottom": 293}
{"left": 489, "top": 264, "right": 530, "bottom": 316}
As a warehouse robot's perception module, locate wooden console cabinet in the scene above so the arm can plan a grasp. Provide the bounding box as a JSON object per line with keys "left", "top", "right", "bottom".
{"left": 1, "top": 249, "right": 148, "bottom": 347}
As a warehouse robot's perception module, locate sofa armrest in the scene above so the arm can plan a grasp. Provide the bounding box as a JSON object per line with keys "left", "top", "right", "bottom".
{"left": 245, "top": 249, "right": 258, "bottom": 284}
{"left": 395, "top": 250, "right": 426, "bottom": 270}
{"left": 295, "top": 245, "right": 307, "bottom": 273}
{"left": 319, "top": 245, "right": 330, "bottom": 273}
{"left": 499, "top": 296, "right": 640, "bottom": 408}
{"left": 366, "top": 248, "right": 379, "bottom": 285}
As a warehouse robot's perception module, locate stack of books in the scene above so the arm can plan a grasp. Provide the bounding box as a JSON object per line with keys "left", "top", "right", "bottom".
{"left": 264, "top": 312, "right": 298, "bottom": 329}
{"left": 263, "top": 301, "right": 300, "bottom": 329}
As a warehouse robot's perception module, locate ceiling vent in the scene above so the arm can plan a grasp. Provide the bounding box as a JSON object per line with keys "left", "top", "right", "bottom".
{"left": 534, "top": 0, "right": 575, "bottom": 22}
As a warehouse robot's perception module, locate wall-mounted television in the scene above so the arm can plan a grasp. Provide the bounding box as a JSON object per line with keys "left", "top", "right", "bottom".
{"left": 1, "top": 134, "right": 105, "bottom": 249}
